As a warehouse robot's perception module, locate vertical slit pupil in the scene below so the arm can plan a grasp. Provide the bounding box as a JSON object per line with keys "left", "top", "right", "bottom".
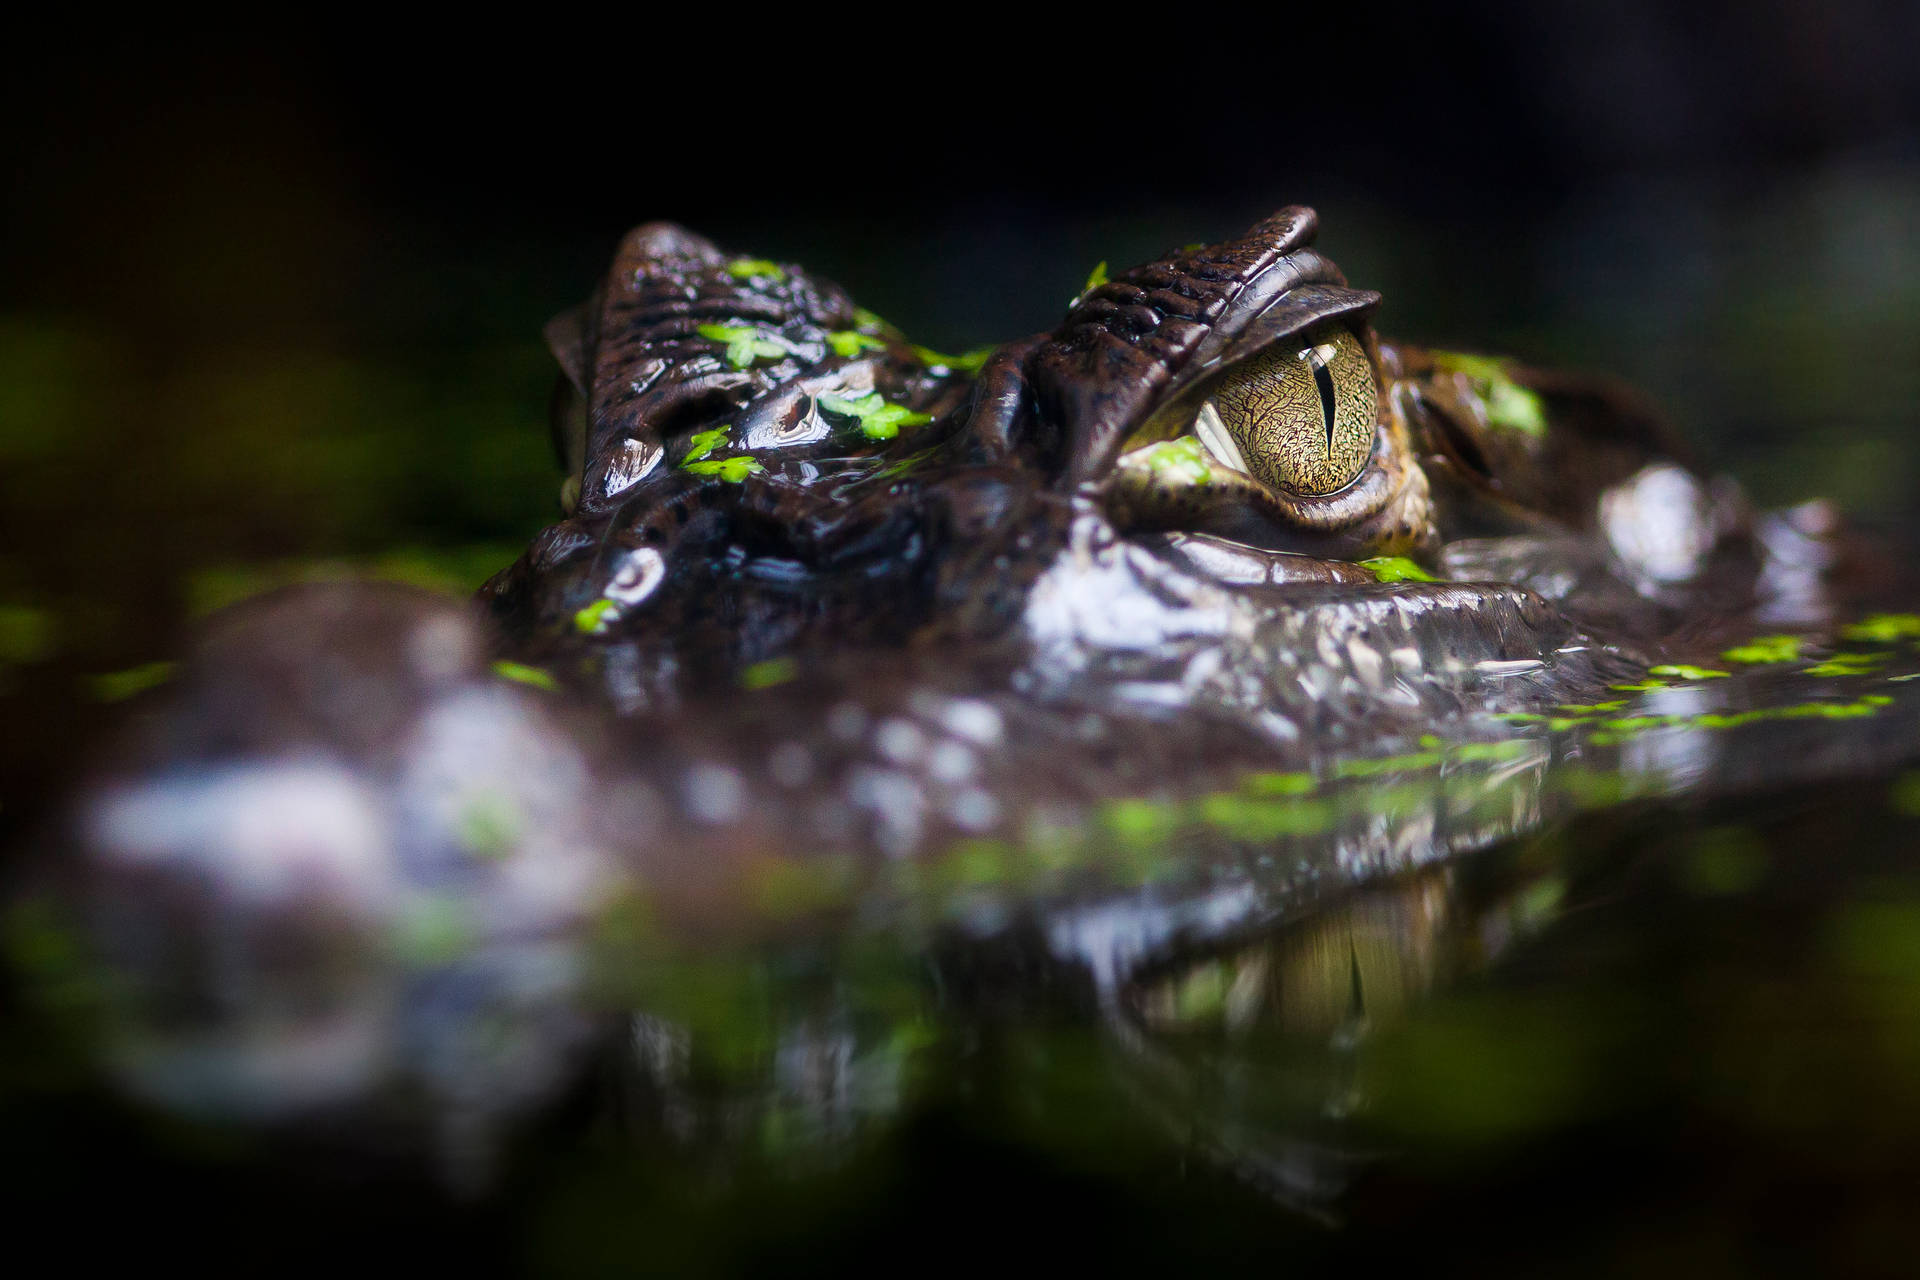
{"left": 1308, "top": 347, "right": 1339, "bottom": 452}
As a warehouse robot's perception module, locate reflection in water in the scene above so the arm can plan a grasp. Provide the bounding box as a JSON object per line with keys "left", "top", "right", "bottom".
{"left": 8, "top": 597, "right": 1920, "bottom": 1237}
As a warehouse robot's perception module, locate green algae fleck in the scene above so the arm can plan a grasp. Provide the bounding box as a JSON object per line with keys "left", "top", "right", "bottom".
{"left": 491, "top": 660, "right": 558, "bottom": 692}
{"left": 1335, "top": 751, "right": 1443, "bottom": 779}
{"left": 1099, "top": 797, "right": 1183, "bottom": 850}
{"left": 725, "top": 258, "right": 786, "bottom": 282}
{"left": 1078, "top": 260, "right": 1109, "bottom": 300}
{"left": 1133, "top": 436, "right": 1213, "bottom": 486}
{"left": 1805, "top": 652, "right": 1888, "bottom": 677}
{"left": 1723, "top": 635, "right": 1805, "bottom": 665}
{"left": 682, "top": 426, "right": 729, "bottom": 463}
{"left": 1842, "top": 614, "right": 1920, "bottom": 644}
{"left": 1448, "top": 739, "right": 1541, "bottom": 764}
{"left": 1195, "top": 792, "right": 1334, "bottom": 840}
{"left": 695, "top": 323, "right": 786, "bottom": 369}
{"left": 678, "top": 425, "right": 764, "bottom": 481}
{"left": 683, "top": 456, "right": 766, "bottom": 482}
{"left": 1429, "top": 351, "right": 1549, "bottom": 437}
{"left": 1361, "top": 556, "right": 1438, "bottom": 584}
{"left": 1242, "top": 770, "right": 1317, "bottom": 797}
{"left": 738, "top": 657, "right": 797, "bottom": 691}
{"left": 827, "top": 330, "right": 887, "bottom": 358}
{"left": 817, "top": 393, "right": 933, "bottom": 441}
{"left": 1649, "top": 664, "right": 1730, "bottom": 681}
{"left": 909, "top": 345, "right": 993, "bottom": 373}
{"left": 573, "top": 598, "right": 617, "bottom": 635}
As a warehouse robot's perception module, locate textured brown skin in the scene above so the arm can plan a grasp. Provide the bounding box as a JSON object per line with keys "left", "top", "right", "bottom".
{"left": 1029, "top": 208, "right": 1359, "bottom": 485}
{"left": 487, "top": 204, "right": 1722, "bottom": 709}
{"left": 1383, "top": 341, "right": 1695, "bottom": 536}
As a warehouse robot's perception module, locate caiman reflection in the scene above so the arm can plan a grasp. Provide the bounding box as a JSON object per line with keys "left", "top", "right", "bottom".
{"left": 19, "top": 208, "right": 1920, "bottom": 1208}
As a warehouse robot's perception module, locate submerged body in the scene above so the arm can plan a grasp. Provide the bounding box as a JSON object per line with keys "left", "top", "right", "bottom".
{"left": 22, "top": 208, "right": 1920, "bottom": 1191}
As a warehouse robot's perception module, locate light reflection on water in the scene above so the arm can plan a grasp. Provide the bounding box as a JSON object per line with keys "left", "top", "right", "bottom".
{"left": 4, "top": 620, "right": 1920, "bottom": 1273}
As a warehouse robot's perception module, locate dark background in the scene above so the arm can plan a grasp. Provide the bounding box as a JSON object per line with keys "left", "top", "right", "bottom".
{"left": 2, "top": 2, "right": 1917, "bottom": 674}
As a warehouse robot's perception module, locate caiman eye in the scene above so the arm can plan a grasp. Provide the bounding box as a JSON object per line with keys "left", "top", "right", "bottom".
{"left": 1202, "top": 323, "right": 1377, "bottom": 496}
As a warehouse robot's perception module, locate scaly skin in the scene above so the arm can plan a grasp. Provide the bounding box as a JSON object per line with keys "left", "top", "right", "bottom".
{"left": 31, "top": 208, "right": 1912, "bottom": 1179}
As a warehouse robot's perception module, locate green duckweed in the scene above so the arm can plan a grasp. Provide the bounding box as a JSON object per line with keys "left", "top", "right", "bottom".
{"left": 1098, "top": 796, "right": 1183, "bottom": 850}
{"left": 573, "top": 598, "right": 617, "bottom": 634}
{"left": 817, "top": 393, "right": 933, "bottom": 441}
{"left": 1335, "top": 751, "right": 1443, "bottom": 779}
{"left": 725, "top": 258, "right": 785, "bottom": 282}
{"left": 827, "top": 330, "right": 887, "bottom": 358}
{"left": 1241, "top": 770, "right": 1317, "bottom": 797}
{"left": 1805, "top": 652, "right": 1887, "bottom": 677}
{"left": 491, "top": 660, "right": 558, "bottom": 692}
{"left": 1649, "top": 664, "right": 1730, "bottom": 681}
{"left": 695, "top": 323, "right": 787, "bottom": 370}
{"left": 1842, "top": 614, "right": 1920, "bottom": 644}
{"left": 1195, "top": 793, "right": 1335, "bottom": 841}
{"left": 1134, "top": 436, "right": 1212, "bottom": 485}
{"left": 1723, "top": 635, "right": 1806, "bottom": 665}
{"left": 1076, "top": 260, "right": 1108, "bottom": 302}
{"left": 1428, "top": 350, "right": 1549, "bottom": 437}
{"left": 683, "top": 457, "right": 766, "bottom": 482}
{"left": 679, "top": 425, "right": 765, "bottom": 481}
{"left": 908, "top": 344, "right": 993, "bottom": 374}
{"left": 1361, "top": 556, "right": 1439, "bottom": 584}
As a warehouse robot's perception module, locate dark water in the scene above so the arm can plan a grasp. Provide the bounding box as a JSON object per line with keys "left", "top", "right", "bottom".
{"left": 7, "top": 638, "right": 1920, "bottom": 1275}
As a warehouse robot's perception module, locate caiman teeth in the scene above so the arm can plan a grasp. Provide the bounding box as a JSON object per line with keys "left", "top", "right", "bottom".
{"left": 1192, "top": 400, "right": 1252, "bottom": 475}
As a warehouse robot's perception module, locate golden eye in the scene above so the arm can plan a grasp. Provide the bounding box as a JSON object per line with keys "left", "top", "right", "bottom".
{"left": 1203, "top": 324, "right": 1378, "bottom": 496}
